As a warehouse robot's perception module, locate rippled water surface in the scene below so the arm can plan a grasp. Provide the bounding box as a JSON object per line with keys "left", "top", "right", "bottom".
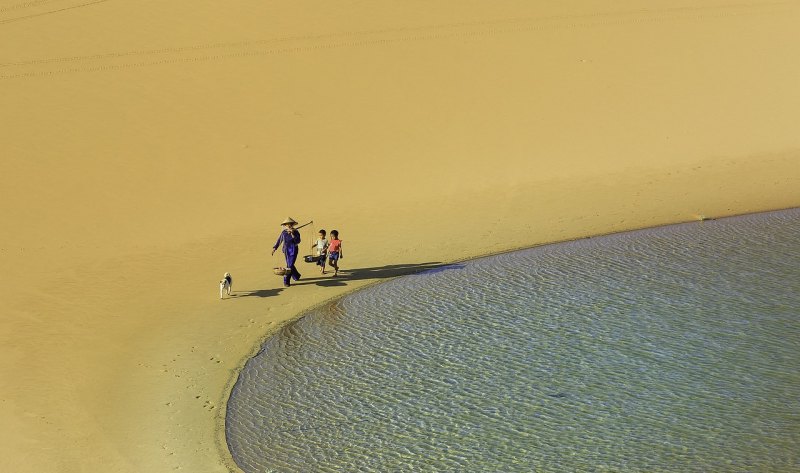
{"left": 227, "top": 209, "right": 800, "bottom": 472}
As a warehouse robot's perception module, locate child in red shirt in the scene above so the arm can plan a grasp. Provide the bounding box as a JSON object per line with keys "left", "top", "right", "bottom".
{"left": 327, "top": 230, "right": 343, "bottom": 276}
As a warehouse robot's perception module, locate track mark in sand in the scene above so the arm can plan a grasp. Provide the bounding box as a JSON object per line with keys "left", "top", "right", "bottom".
{"left": 0, "top": 0, "right": 111, "bottom": 25}
{"left": 0, "top": 2, "right": 788, "bottom": 67}
{"left": 192, "top": 393, "right": 215, "bottom": 411}
{"left": 0, "top": 2, "right": 791, "bottom": 80}
{"left": 0, "top": 0, "right": 66, "bottom": 14}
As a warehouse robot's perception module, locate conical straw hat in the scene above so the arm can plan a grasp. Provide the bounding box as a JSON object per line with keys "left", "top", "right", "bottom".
{"left": 281, "top": 217, "right": 298, "bottom": 226}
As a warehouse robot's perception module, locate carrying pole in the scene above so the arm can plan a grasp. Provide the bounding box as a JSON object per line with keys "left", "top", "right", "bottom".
{"left": 295, "top": 220, "right": 313, "bottom": 231}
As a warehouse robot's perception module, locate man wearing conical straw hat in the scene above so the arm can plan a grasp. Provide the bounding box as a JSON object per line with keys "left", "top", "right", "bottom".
{"left": 271, "top": 217, "right": 303, "bottom": 287}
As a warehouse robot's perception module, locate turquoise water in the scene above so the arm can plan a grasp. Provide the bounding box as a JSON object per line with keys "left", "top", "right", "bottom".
{"left": 226, "top": 209, "right": 800, "bottom": 472}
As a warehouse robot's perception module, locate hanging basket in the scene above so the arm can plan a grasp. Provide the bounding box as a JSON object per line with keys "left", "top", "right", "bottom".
{"left": 304, "top": 255, "right": 321, "bottom": 263}
{"left": 273, "top": 267, "right": 290, "bottom": 276}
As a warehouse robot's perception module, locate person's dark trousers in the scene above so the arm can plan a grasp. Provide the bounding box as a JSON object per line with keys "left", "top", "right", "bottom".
{"left": 283, "top": 253, "right": 301, "bottom": 286}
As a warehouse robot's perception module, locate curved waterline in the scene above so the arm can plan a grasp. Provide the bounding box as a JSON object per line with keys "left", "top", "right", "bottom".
{"left": 226, "top": 209, "right": 800, "bottom": 472}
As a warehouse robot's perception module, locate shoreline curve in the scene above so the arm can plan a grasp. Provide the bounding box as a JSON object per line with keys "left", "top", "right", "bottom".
{"left": 216, "top": 206, "right": 800, "bottom": 473}
{"left": 2, "top": 2, "right": 800, "bottom": 471}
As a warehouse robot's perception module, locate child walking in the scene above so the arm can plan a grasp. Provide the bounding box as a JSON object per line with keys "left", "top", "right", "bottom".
{"left": 327, "top": 230, "right": 343, "bottom": 277}
{"left": 312, "top": 229, "right": 329, "bottom": 274}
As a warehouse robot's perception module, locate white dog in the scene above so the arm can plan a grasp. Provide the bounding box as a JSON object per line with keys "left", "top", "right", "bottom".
{"left": 219, "top": 272, "right": 233, "bottom": 299}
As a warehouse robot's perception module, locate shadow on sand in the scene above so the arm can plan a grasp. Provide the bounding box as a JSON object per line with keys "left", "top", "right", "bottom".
{"left": 232, "top": 288, "right": 284, "bottom": 299}
{"left": 295, "top": 261, "right": 465, "bottom": 288}
{"left": 229, "top": 261, "right": 465, "bottom": 297}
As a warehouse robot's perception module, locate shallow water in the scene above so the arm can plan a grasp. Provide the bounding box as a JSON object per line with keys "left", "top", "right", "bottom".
{"left": 226, "top": 209, "right": 800, "bottom": 472}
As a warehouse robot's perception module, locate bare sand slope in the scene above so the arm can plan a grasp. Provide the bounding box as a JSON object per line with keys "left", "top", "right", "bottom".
{"left": 1, "top": 1, "right": 799, "bottom": 471}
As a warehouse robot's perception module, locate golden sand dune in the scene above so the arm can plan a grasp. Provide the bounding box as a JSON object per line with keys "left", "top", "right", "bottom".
{"left": 1, "top": 1, "right": 798, "bottom": 471}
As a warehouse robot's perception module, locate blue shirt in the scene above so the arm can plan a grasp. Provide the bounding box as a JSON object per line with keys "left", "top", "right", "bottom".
{"left": 273, "top": 230, "right": 301, "bottom": 257}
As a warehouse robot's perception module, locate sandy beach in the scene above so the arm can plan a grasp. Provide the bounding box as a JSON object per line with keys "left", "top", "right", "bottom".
{"left": 1, "top": 1, "right": 799, "bottom": 471}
